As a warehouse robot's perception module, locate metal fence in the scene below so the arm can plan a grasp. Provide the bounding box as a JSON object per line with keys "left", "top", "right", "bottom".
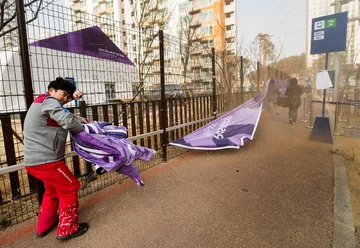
{"left": 0, "top": 1, "right": 291, "bottom": 227}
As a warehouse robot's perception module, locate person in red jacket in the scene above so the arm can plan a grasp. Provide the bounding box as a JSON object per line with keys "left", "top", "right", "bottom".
{"left": 285, "top": 78, "right": 303, "bottom": 124}
{"left": 23, "top": 77, "right": 89, "bottom": 240}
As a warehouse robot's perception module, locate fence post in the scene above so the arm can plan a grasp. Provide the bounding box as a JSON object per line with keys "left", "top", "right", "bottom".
{"left": 15, "top": 0, "right": 46, "bottom": 204}
{"left": 16, "top": 0, "right": 34, "bottom": 109}
{"left": 344, "top": 101, "right": 353, "bottom": 129}
{"left": 240, "top": 56, "right": 244, "bottom": 103}
{"left": 159, "top": 30, "right": 167, "bottom": 162}
{"left": 306, "top": 99, "right": 314, "bottom": 129}
{"left": 257, "top": 61, "right": 260, "bottom": 92}
{"left": 79, "top": 100, "right": 94, "bottom": 175}
{"left": 300, "top": 97, "right": 308, "bottom": 123}
{"left": 334, "top": 101, "right": 340, "bottom": 136}
{"left": 212, "top": 48, "right": 217, "bottom": 118}
{"left": 355, "top": 88, "right": 359, "bottom": 116}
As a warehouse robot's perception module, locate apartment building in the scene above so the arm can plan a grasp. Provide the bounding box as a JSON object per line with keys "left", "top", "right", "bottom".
{"left": 67, "top": 0, "right": 238, "bottom": 90}
{"left": 187, "top": 0, "right": 238, "bottom": 90}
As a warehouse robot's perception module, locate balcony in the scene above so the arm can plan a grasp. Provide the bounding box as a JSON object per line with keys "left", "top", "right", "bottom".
{"left": 189, "top": 5, "right": 201, "bottom": 15}
{"left": 191, "top": 37, "right": 201, "bottom": 43}
{"left": 191, "top": 63, "right": 202, "bottom": 70}
{"left": 192, "top": 77, "right": 203, "bottom": 83}
{"left": 189, "top": 22, "right": 201, "bottom": 29}
{"left": 191, "top": 48, "right": 202, "bottom": 56}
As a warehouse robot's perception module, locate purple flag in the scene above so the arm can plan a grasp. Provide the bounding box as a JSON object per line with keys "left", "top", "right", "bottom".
{"left": 30, "top": 26, "right": 134, "bottom": 65}
{"left": 170, "top": 82, "right": 270, "bottom": 150}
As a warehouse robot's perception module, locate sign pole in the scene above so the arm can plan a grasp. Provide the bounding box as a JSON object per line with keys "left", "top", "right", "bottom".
{"left": 322, "top": 52, "right": 329, "bottom": 116}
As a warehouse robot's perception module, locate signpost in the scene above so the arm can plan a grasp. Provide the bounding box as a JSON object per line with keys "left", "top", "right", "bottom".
{"left": 309, "top": 12, "right": 348, "bottom": 143}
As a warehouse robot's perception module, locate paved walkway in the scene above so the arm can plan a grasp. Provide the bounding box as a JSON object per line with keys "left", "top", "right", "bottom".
{"left": 0, "top": 100, "right": 356, "bottom": 248}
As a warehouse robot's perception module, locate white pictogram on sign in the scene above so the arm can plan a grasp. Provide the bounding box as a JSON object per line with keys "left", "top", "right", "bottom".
{"left": 314, "top": 20, "right": 325, "bottom": 30}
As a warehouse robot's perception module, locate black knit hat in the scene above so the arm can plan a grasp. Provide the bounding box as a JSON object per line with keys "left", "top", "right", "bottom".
{"left": 48, "top": 77, "right": 76, "bottom": 96}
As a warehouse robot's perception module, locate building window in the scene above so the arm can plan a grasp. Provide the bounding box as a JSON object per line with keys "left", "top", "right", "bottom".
{"left": 200, "top": 24, "right": 213, "bottom": 36}
{"left": 199, "top": 0, "right": 212, "bottom": 8}
{"left": 122, "top": 8, "right": 124, "bottom": 13}
{"left": 199, "top": 10, "right": 213, "bottom": 22}
{"left": 226, "top": 25, "right": 234, "bottom": 31}
{"left": 105, "top": 82, "right": 116, "bottom": 100}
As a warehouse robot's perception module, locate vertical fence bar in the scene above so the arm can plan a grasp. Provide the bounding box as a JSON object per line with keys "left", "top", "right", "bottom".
{"left": 102, "top": 105, "right": 109, "bottom": 122}
{"left": 137, "top": 102, "right": 144, "bottom": 147}
{"left": 179, "top": 98, "right": 184, "bottom": 137}
{"left": 16, "top": 0, "right": 34, "bottom": 109}
{"left": 159, "top": 30, "right": 167, "bottom": 162}
{"left": 174, "top": 99, "right": 179, "bottom": 140}
{"left": 68, "top": 109, "right": 81, "bottom": 177}
{"left": 334, "top": 101, "right": 340, "bottom": 135}
{"left": 168, "top": 98, "right": 174, "bottom": 142}
{"left": 152, "top": 102, "right": 158, "bottom": 150}
{"left": 79, "top": 101, "right": 93, "bottom": 175}
{"left": 257, "top": 61, "right": 260, "bottom": 92}
{"left": 240, "top": 56, "right": 244, "bottom": 103}
{"left": 345, "top": 101, "right": 353, "bottom": 129}
{"left": 145, "top": 102, "right": 151, "bottom": 148}
{"left": 92, "top": 106, "right": 99, "bottom": 121}
{"left": 306, "top": 99, "right": 314, "bottom": 129}
{"left": 212, "top": 48, "right": 217, "bottom": 118}
{"left": 1, "top": 115, "right": 21, "bottom": 199}
{"left": 16, "top": 0, "right": 44, "bottom": 203}
{"left": 130, "top": 103, "right": 137, "bottom": 145}
{"left": 184, "top": 99, "right": 188, "bottom": 134}
{"left": 191, "top": 98, "right": 196, "bottom": 131}
{"left": 121, "top": 103, "right": 128, "bottom": 129}
{"left": 112, "top": 104, "right": 119, "bottom": 126}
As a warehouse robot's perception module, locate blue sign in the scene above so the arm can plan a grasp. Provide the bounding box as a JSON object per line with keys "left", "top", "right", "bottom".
{"left": 310, "top": 12, "right": 348, "bottom": 54}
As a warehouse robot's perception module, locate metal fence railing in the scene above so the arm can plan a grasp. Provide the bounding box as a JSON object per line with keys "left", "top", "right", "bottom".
{"left": 0, "top": 1, "right": 291, "bottom": 227}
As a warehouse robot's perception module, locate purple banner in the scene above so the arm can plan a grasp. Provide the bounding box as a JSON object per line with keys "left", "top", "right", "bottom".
{"left": 30, "top": 26, "right": 134, "bottom": 65}
{"left": 170, "top": 82, "right": 270, "bottom": 150}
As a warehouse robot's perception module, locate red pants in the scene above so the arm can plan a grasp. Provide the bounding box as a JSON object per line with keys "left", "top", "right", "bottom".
{"left": 26, "top": 160, "right": 81, "bottom": 237}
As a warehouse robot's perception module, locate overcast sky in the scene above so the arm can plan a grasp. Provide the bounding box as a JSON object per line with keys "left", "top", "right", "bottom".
{"left": 237, "top": 0, "right": 307, "bottom": 58}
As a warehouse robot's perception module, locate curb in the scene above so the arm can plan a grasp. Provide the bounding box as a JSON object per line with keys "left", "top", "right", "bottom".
{"left": 314, "top": 94, "right": 357, "bottom": 247}
{"left": 332, "top": 153, "right": 356, "bottom": 248}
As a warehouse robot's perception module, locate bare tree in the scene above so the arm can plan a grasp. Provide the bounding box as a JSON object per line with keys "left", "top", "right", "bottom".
{"left": 0, "top": 0, "right": 50, "bottom": 38}
{"left": 130, "top": 0, "right": 172, "bottom": 100}
{"left": 178, "top": 10, "right": 199, "bottom": 90}
{"left": 246, "top": 33, "right": 284, "bottom": 86}
{"left": 335, "top": 23, "right": 360, "bottom": 90}
{"left": 198, "top": 17, "right": 242, "bottom": 95}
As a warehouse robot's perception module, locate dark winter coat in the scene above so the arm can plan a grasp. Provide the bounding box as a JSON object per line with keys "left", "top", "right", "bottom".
{"left": 285, "top": 84, "right": 302, "bottom": 107}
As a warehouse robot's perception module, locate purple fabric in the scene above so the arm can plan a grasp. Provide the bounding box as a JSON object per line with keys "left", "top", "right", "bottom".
{"left": 71, "top": 122, "right": 155, "bottom": 186}
{"left": 274, "top": 79, "right": 289, "bottom": 97}
{"left": 170, "top": 82, "right": 270, "bottom": 150}
{"left": 30, "top": 26, "right": 134, "bottom": 65}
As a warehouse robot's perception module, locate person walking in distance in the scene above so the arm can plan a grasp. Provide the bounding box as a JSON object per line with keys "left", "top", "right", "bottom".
{"left": 285, "top": 78, "right": 303, "bottom": 124}
{"left": 23, "top": 77, "right": 89, "bottom": 240}
{"left": 266, "top": 79, "right": 280, "bottom": 115}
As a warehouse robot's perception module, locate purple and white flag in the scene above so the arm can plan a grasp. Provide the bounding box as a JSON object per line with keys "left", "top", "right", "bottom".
{"left": 30, "top": 26, "right": 134, "bottom": 65}
{"left": 170, "top": 82, "right": 270, "bottom": 150}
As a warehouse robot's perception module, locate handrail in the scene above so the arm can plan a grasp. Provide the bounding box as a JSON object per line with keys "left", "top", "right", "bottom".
{"left": 0, "top": 116, "right": 216, "bottom": 175}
